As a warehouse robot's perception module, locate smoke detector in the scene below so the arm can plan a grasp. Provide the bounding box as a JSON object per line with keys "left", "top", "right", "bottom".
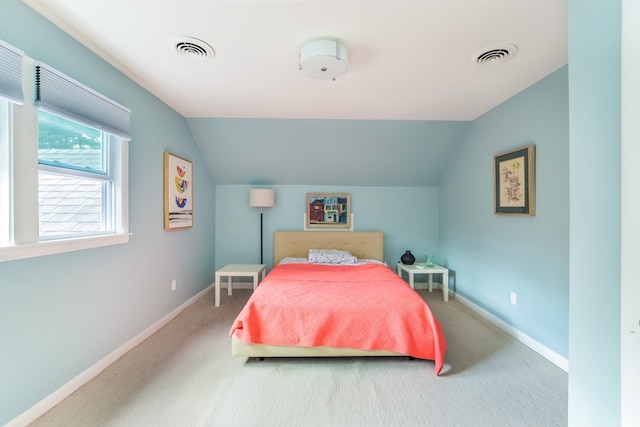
{"left": 473, "top": 43, "right": 518, "bottom": 66}
{"left": 299, "top": 39, "right": 348, "bottom": 81}
{"left": 171, "top": 36, "right": 215, "bottom": 60}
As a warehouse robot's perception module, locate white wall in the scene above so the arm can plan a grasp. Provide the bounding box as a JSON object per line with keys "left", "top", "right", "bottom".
{"left": 620, "top": 1, "right": 640, "bottom": 424}
{"left": 568, "top": 1, "right": 622, "bottom": 425}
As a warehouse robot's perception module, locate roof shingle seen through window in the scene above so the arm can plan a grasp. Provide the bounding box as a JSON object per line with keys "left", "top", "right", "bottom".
{"left": 38, "top": 149, "right": 105, "bottom": 237}
{"left": 39, "top": 148, "right": 104, "bottom": 172}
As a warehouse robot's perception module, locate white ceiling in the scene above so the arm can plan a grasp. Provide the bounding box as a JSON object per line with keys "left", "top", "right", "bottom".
{"left": 23, "top": 0, "right": 567, "bottom": 122}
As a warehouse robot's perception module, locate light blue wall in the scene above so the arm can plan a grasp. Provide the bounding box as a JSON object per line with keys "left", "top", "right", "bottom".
{"left": 439, "top": 67, "right": 570, "bottom": 357}
{"left": 215, "top": 185, "right": 440, "bottom": 271}
{"left": 187, "top": 119, "right": 470, "bottom": 186}
{"left": 0, "top": 1, "right": 216, "bottom": 424}
{"left": 0, "top": 0, "right": 627, "bottom": 425}
{"left": 568, "top": 1, "right": 621, "bottom": 425}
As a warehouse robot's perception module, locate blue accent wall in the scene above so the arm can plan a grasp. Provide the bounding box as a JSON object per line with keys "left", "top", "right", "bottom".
{"left": 439, "top": 67, "right": 570, "bottom": 357}
{"left": 0, "top": 0, "right": 628, "bottom": 425}
{"left": 215, "top": 185, "right": 440, "bottom": 271}
{"left": 0, "top": 1, "right": 216, "bottom": 424}
{"left": 187, "top": 118, "right": 470, "bottom": 186}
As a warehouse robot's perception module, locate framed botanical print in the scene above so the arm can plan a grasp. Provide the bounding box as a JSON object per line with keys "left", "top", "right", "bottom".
{"left": 494, "top": 145, "right": 535, "bottom": 216}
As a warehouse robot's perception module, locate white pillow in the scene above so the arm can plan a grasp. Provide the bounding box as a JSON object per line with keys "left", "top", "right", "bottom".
{"left": 355, "top": 259, "right": 387, "bottom": 265}
{"left": 278, "top": 257, "right": 309, "bottom": 265}
{"left": 308, "top": 249, "right": 357, "bottom": 264}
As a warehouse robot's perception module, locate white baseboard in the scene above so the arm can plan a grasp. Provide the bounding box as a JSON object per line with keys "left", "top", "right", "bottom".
{"left": 6, "top": 285, "right": 567, "bottom": 427}
{"left": 5, "top": 284, "right": 213, "bottom": 427}
{"left": 453, "top": 292, "right": 569, "bottom": 373}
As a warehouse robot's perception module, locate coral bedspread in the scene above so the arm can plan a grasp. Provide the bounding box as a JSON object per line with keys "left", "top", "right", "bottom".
{"left": 229, "top": 263, "right": 447, "bottom": 375}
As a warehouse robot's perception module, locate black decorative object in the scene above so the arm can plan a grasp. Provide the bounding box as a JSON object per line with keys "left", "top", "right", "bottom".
{"left": 400, "top": 250, "right": 415, "bottom": 265}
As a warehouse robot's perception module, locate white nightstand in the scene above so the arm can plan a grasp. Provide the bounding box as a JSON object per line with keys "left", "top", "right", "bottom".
{"left": 397, "top": 262, "right": 450, "bottom": 302}
{"left": 214, "top": 264, "right": 266, "bottom": 307}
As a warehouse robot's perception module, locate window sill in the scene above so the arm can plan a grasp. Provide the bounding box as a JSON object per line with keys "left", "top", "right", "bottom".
{"left": 0, "top": 233, "right": 131, "bottom": 262}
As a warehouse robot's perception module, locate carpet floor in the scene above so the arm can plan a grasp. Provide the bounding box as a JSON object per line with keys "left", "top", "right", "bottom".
{"left": 30, "top": 288, "right": 568, "bottom": 427}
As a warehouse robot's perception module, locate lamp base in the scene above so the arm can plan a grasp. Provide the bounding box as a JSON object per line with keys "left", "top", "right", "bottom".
{"left": 259, "top": 210, "right": 264, "bottom": 265}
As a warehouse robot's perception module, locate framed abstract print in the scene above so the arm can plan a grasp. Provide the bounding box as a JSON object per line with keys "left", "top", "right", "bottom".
{"left": 164, "top": 152, "right": 193, "bottom": 229}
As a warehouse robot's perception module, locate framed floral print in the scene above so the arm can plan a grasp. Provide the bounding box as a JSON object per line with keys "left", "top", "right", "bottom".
{"left": 494, "top": 145, "right": 535, "bottom": 216}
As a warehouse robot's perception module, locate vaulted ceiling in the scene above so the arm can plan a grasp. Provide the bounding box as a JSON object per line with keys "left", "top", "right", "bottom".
{"left": 23, "top": 0, "right": 567, "bottom": 186}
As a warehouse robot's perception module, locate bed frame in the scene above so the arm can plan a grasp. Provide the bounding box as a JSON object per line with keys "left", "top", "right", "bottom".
{"left": 272, "top": 231, "right": 385, "bottom": 265}
{"left": 232, "top": 230, "right": 407, "bottom": 358}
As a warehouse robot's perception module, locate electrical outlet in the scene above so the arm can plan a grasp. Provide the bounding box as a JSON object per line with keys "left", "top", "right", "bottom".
{"left": 510, "top": 291, "right": 517, "bottom": 305}
{"left": 172, "top": 279, "right": 177, "bottom": 292}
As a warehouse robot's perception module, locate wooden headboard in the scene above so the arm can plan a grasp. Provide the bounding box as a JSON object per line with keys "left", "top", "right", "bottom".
{"left": 273, "top": 231, "right": 384, "bottom": 265}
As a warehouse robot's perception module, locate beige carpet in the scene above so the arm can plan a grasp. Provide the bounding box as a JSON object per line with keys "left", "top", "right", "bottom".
{"left": 30, "top": 288, "right": 568, "bottom": 427}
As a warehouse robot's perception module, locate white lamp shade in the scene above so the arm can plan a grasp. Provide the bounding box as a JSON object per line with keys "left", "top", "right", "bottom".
{"left": 249, "top": 189, "right": 275, "bottom": 208}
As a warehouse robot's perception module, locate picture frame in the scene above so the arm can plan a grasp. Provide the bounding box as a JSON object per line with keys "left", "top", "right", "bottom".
{"left": 306, "top": 193, "right": 351, "bottom": 229}
{"left": 494, "top": 144, "right": 535, "bottom": 216}
{"left": 164, "top": 152, "right": 193, "bottom": 229}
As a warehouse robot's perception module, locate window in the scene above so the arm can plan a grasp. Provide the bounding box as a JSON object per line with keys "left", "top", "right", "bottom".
{"left": 0, "top": 40, "right": 131, "bottom": 262}
{"left": 38, "top": 110, "right": 116, "bottom": 239}
{"left": 0, "top": 100, "right": 13, "bottom": 248}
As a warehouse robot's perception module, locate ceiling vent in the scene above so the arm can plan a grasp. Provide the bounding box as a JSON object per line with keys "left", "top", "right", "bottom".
{"left": 473, "top": 43, "right": 518, "bottom": 66}
{"left": 171, "top": 36, "right": 214, "bottom": 60}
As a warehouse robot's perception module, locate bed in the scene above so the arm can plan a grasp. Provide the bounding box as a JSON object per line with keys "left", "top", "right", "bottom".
{"left": 229, "top": 231, "right": 447, "bottom": 375}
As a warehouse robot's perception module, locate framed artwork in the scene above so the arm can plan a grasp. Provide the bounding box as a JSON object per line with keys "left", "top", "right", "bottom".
{"left": 494, "top": 144, "right": 535, "bottom": 216}
{"left": 164, "top": 152, "right": 193, "bottom": 229}
{"left": 306, "top": 193, "right": 351, "bottom": 229}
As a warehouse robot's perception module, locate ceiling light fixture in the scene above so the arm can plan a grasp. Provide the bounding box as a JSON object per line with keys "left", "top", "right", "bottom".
{"left": 299, "top": 39, "right": 348, "bottom": 81}
{"left": 171, "top": 36, "right": 215, "bottom": 60}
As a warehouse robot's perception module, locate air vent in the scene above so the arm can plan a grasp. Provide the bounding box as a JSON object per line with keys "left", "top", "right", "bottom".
{"left": 473, "top": 43, "right": 518, "bottom": 66}
{"left": 171, "top": 37, "right": 214, "bottom": 60}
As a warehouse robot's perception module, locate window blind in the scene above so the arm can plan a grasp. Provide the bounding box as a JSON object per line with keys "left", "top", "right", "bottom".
{"left": 35, "top": 62, "right": 131, "bottom": 141}
{"left": 0, "top": 40, "right": 24, "bottom": 104}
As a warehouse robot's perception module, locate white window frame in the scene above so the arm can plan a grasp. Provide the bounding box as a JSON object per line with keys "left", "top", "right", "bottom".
{"left": 37, "top": 111, "right": 116, "bottom": 240}
{"left": 0, "top": 56, "right": 130, "bottom": 262}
